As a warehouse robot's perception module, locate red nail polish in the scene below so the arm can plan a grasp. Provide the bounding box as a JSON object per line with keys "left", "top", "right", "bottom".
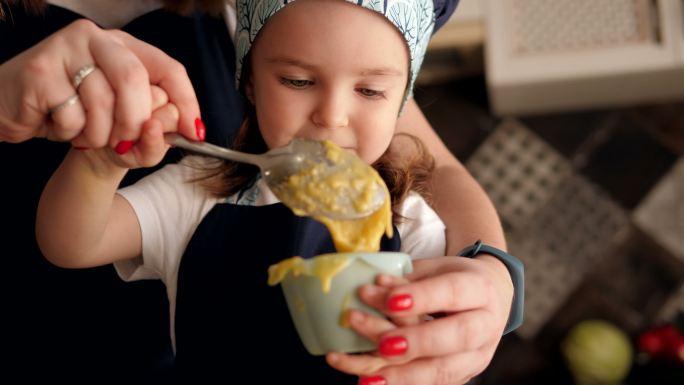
{"left": 387, "top": 294, "right": 413, "bottom": 312}
{"left": 195, "top": 117, "right": 206, "bottom": 142}
{"left": 115, "top": 140, "right": 134, "bottom": 155}
{"left": 379, "top": 336, "right": 408, "bottom": 356}
{"left": 358, "top": 375, "right": 387, "bottom": 385}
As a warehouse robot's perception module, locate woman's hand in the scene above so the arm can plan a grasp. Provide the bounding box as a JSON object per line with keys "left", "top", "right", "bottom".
{"left": 0, "top": 19, "right": 201, "bottom": 146}
{"left": 73, "top": 92, "right": 183, "bottom": 176}
{"left": 326, "top": 255, "right": 514, "bottom": 385}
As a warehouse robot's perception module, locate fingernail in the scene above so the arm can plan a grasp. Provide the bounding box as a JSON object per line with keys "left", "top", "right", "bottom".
{"left": 387, "top": 294, "right": 413, "bottom": 312}
{"left": 115, "top": 140, "right": 135, "bottom": 155}
{"left": 195, "top": 117, "right": 206, "bottom": 142}
{"left": 359, "top": 375, "right": 387, "bottom": 385}
{"left": 379, "top": 336, "right": 408, "bottom": 356}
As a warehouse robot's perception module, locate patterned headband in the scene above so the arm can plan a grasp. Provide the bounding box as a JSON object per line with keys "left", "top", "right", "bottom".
{"left": 234, "top": 0, "right": 435, "bottom": 107}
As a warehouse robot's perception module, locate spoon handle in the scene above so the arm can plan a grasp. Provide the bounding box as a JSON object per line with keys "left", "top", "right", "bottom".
{"left": 164, "top": 133, "right": 263, "bottom": 167}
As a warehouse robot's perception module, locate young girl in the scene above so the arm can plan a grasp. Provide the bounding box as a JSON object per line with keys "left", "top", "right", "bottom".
{"left": 36, "top": 0, "right": 446, "bottom": 382}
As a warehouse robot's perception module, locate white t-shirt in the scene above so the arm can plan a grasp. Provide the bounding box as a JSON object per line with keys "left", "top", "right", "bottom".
{"left": 115, "top": 156, "right": 446, "bottom": 348}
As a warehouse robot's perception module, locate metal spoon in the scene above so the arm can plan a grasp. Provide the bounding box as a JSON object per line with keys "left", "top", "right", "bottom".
{"left": 164, "top": 133, "right": 385, "bottom": 220}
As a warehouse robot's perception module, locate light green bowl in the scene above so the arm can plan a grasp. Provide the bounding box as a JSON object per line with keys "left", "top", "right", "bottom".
{"left": 279, "top": 251, "right": 412, "bottom": 355}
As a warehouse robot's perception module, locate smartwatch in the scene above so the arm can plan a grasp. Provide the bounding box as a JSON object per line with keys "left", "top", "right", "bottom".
{"left": 457, "top": 240, "right": 524, "bottom": 335}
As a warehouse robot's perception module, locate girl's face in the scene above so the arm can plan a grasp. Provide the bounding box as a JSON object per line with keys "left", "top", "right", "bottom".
{"left": 247, "top": 0, "right": 409, "bottom": 164}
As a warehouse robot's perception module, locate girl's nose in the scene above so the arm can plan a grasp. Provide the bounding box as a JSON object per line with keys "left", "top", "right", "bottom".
{"left": 311, "top": 91, "right": 349, "bottom": 129}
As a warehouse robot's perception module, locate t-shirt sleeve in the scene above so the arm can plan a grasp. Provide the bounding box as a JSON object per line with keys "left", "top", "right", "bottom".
{"left": 113, "top": 157, "right": 217, "bottom": 285}
{"left": 396, "top": 192, "right": 447, "bottom": 259}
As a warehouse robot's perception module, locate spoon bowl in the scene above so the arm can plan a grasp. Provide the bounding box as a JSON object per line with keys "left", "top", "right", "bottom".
{"left": 164, "top": 133, "right": 386, "bottom": 220}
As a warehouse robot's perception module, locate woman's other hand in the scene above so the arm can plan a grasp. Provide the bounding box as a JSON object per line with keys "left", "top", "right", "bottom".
{"left": 326, "top": 255, "right": 514, "bottom": 385}
{"left": 0, "top": 19, "right": 201, "bottom": 146}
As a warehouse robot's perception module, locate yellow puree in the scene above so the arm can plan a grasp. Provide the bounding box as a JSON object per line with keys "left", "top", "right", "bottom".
{"left": 268, "top": 140, "right": 393, "bottom": 293}
{"left": 267, "top": 254, "right": 350, "bottom": 293}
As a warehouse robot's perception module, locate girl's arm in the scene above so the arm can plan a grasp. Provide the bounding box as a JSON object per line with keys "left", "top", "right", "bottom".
{"left": 36, "top": 109, "right": 177, "bottom": 268}
{"left": 396, "top": 98, "right": 506, "bottom": 252}
{"left": 36, "top": 148, "right": 141, "bottom": 268}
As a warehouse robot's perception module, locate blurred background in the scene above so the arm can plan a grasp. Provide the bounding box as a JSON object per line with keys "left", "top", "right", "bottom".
{"left": 415, "top": 0, "right": 684, "bottom": 383}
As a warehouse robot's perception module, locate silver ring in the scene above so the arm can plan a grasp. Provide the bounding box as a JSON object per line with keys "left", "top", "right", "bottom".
{"left": 72, "top": 63, "right": 97, "bottom": 89}
{"left": 48, "top": 94, "right": 80, "bottom": 115}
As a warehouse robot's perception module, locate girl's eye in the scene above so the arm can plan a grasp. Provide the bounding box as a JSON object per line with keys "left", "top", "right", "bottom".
{"left": 357, "top": 88, "right": 384, "bottom": 98}
{"left": 280, "top": 78, "right": 313, "bottom": 89}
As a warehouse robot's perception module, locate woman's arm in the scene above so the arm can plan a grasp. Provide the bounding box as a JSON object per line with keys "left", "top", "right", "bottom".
{"left": 396, "top": 99, "right": 513, "bottom": 320}
{"left": 327, "top": 97, "right": 516, "bottom": 383}
{"left": 396, "top": 98, "right": 506, "bottom": 252}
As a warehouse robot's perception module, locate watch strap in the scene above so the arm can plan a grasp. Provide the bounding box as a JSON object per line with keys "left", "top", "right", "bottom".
{"left": 458, "top": 240, "right": 524, "bottom": 335}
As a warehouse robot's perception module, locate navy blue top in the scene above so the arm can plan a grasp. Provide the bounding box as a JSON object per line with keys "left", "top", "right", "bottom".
{"left": 172, "top": 201, "right": 400, "bottom": 383}
{"left": 0, "top": 1, "right": 459, "bottom": 380}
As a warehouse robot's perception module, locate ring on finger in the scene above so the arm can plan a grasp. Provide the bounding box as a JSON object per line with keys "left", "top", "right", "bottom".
{"left": 48, "top": 93, "right": 80, "bottom": 115}
{"left": 72, "top": 63, "right": 97, "bottom": 89}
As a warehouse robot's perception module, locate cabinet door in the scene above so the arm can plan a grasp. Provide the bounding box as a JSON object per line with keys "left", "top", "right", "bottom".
{"left": 485, "top": 0, "right": 684, "bottom": 115}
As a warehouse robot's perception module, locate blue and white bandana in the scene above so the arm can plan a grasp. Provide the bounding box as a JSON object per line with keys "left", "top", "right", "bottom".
{"left": 234, "top": 0, "right": 435, "bottom": 107}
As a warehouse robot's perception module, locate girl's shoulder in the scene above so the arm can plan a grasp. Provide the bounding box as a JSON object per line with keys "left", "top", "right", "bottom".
{"left": 397, "top": 191, "right": 440, "bottom": 222}
{"left": 396, "top": 191, "right": 447, "bottom": 258}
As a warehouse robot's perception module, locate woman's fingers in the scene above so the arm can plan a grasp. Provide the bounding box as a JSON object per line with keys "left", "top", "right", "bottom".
{"left": 391, "top": 258, "right": 494, "bottom": 317}
{"left": 326, "top": 310, "right": 399, "bottom": 376}
{"left": 71, "top": 67, "right": 114, "bottom": 148}
{"left": 404, "top": 272, "right": 490, "bottom": 316}
{"left": 1, "top": 18, "right": 199, "bottom": 147}
{"left": 72, "top": 82, "right": 170, "bottom": 150}
{"left": 326, "top": 351, "right": 388, "bottom": 377}
{"left": 346, "top": 309, "right": 396, "bottom": 343}
{"left": 109, "top": 30, "right": 201, "bottom": 140}
{"left": 89, "top": 30, "right": 151, "bottom": 148}
{"left": 329, "top": 348, "right": 488, "bottom": 384}
{"left": 361, "top": 274, "right": 422, "bottom": 327}
{"left": 47, "top": 92, "right": 87, "bottom": 142}
{"left": 382, "top": 310, "right": 498, "bottom": 363}
{"left": 331, "top": 256, "right": 514, "bottom": 384}
{"left": 369, "top": 351, "right": 488, "bottom": 385}
{"left": 363, "top": 268, "right": 491, "bottom": 322}
{"left": 43, "top": 20, "right": 104, "bottom": 142}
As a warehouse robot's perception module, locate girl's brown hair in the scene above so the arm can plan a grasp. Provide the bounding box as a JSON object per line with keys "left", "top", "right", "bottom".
{"left": 1, "top": 0, "right": 225, "bottom": 19}
{"left": 196, "top": 101, "right": 435, "bottom": 224}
